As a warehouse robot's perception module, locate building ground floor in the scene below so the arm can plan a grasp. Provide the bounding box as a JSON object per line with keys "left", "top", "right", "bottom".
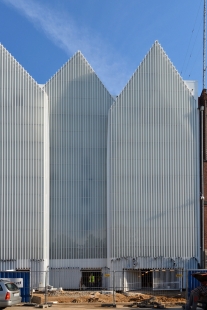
{"left": 0, "top": 256, "right": 201, "bottom": 292}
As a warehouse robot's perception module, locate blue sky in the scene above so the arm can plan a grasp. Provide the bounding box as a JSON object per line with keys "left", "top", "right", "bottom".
{"left": 0, "top": 0, "right": 204, "bottom": 95}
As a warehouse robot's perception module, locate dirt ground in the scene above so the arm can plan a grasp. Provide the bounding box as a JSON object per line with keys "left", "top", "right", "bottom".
{"left": 31, "top": 290, "right": 186, "bottom": 306}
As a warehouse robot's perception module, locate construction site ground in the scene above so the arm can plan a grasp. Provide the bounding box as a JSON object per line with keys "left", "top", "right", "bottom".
{"left": 31, "top": 290, "right": 186, "bottom": 307}
{"left": 8, "top": 305, "right": 184, "bottom": 310}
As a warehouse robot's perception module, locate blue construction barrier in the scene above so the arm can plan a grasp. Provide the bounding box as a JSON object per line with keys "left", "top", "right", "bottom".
{"left": 0, "top": 271, "right": 30, "bottom": 302}
{"left": 187, "top": 269, "right": 207, "bottom": 298}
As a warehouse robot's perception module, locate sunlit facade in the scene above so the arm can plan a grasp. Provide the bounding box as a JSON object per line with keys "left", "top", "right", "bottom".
{"left": 0, "top": 41, "right": 201, "bottom": 289}
{"left": 44, "top": 52, "right": 114, "bottom": 267}
{"left": 107, "top": 41, "right": 200, "bottom": 270}
{"left": 0, "top": 44, "right": 50, "bottom": 275}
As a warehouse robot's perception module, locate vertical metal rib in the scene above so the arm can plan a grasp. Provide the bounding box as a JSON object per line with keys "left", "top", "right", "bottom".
{"left": 0, "top": 44, "right": 49, "bottom": 265}
{"left": 45, "top": 52, "right": 114, "bottom": 262}
{"left": 107, "top": 41, "right": 200, "bottom": 269}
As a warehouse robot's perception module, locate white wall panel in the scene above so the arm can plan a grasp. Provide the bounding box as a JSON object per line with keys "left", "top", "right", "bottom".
{"left": 0, "top": 41, "right": 201, "bottom": 277}
{"left": 0, "top": 44, "right": 49, "bottom": 264}
{"left": 107, "top": 41, "right": 200, "bottom": 269}
{"left": 45, "top": 52, "right": 114, "bottom": 262}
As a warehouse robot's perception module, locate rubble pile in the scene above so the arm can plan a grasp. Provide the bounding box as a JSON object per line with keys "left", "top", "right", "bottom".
{"left": 31, "top": 290, "right": 186, "bottom": 306}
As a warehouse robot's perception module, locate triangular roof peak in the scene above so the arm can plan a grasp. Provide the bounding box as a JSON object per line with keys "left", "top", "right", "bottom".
{"left": 45, "top": 50, "right": 112, "bottom": 96}
{"left": 154, "top": 40, "right": 161, "bottom": 46}
{"left": 142, "top": 40, "right": 178, "bottom": 72}
{"left": 116, "top": 41, "right": 191, "bottom": 98}
{"left": 109, "top": 41, "right": 196, "bottom": 112}
{"left": 0, "top": 43, "right": 43, "bottom": 89}
{"left": 45, "top": 50, "right": 96, "bottom": 85}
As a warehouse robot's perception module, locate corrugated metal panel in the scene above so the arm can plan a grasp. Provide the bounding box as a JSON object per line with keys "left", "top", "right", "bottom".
{"left": 0, "top": 271, "right": 30, "bottom": 302}
{"left": 49, "top": 268, "right": 81, "bottom": 289}
{"left": 107, "top": 41, "right": 200, "bottom": 269}
{"left": 110, "top": 257, "right": 198, "bottom": 271}
{"left": 45, "top": 51, "right": 114, "bottom": 261}
{"left": 0, "top": 44, "right": 49, "bottom": 262}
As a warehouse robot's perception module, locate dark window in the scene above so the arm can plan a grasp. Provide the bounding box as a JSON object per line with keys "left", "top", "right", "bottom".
{"left": 5, "top": 283, "right": 19, "bottom": 291}
{"left": 141, "top": 269, "right": 153, "bottom": 288}
{"left": 81, "top": 271, "right": 102, "bottom": 289}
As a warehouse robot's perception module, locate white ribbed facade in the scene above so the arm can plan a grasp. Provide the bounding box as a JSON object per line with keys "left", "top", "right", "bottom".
{"left": 107, "top": 41, "right": 200, "bottom": 270}
{"left": 0, "top": 44, "right": 49, "bottom": 273}
{"left": 44, "top": 52, "right": 114, "bottom": 266}
{"left": 0, "top": 41, "right": 201, "bottom": 288}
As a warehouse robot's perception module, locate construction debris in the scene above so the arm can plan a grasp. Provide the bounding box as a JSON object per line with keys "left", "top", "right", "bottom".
{"left": 31, "top": 290, "right": 186, "bottom": 306}
{"left": 128, "top": 297, "right": 165, "bottom": 308}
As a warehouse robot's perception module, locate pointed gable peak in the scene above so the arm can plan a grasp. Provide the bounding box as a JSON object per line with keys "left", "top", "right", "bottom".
{"left": 75, "top": 50, "right": 84, "bottom": 57}
{"left": 148, "top": 40, "right": 168, "bottom": 58}
{"left": 114, "top": 40, "right": 195, "bottom": 107}
{"left": 154, "top": 40, "right": 161, "bottom": 46}
{"left": 153, "top": 40, "right": 168, "bottom": 54}
{"left": 45, "top": 50, "right": 112, "bottom": 96}
{"left": 0, "top": 43, "right": 43, "bottom": 89}
{"left": 73, "top": 50, "right": 94, "bottom": 70}
{"left": 148, "top": 41, "right": 179, "bottom": 74}
{"left": 136, "top": 40, "right": 184, "bottom": 86}
{"left": 73, "top": 50, "right": 84, "bottom": 59}
{"left": 45, "top": 50, "right": 96, "bottom": 85}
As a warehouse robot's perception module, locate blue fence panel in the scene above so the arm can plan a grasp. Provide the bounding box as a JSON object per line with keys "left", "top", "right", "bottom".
{"left": 0, "top": 271, "right": 30, "bottom": 302}
{"left": 187, "top": 269, "right": 207, "bottom": 298}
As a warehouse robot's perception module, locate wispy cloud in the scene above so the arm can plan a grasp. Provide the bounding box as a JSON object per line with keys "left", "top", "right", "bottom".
{"left": 2, "top": 0, "right": 130, "bottom": 95}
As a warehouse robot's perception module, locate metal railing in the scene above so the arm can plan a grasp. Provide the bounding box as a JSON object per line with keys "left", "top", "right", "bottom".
{"left": 27, "top": 268, "right": 185, "bottom": 306}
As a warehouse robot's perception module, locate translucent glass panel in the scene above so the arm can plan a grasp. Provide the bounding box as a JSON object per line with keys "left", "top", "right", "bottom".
{"left": 107, "top": 42, "right": 200, "bottom": 262}
{"left": 0, "top": 44, "right": 46, "bottom": 259}
{"left": 45, "top": 52, "right": 113, "bottom": 259}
